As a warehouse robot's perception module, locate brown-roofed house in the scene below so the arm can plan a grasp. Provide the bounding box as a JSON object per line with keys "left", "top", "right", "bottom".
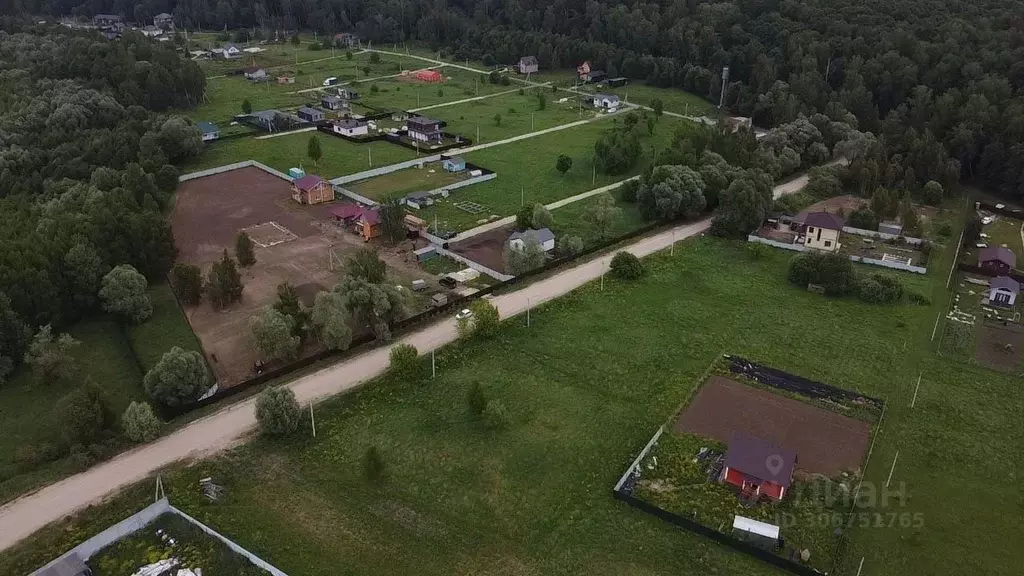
{"left": 291, "top": 175, "right": 334, "bottom": 205}
{"left": 719, "top": 432, "right": 797, "bottom": 501}
{"left": 979, "top": 246, "right": 1016, "bottom": 275}
{"left": 800, "top": 211, "right": 844, "bottom": 252}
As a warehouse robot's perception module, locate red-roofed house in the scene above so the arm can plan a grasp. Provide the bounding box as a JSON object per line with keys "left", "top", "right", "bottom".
{"left": 356, "top": 209, "right": 381, "bottom": 241}
{"left": 800, "top": 211, "right": 845, "bottom": 252}
{"left": 719, "top": 433, "right": 797, "bottom": 502}
{"left": 330, "top": 203, "right": 363, "bottom": 222}
{"left": 291, "top": 175, "right": 334, "bottom": 205}
{"left": 415, "top": 69, "right": 443, "bottom": 83}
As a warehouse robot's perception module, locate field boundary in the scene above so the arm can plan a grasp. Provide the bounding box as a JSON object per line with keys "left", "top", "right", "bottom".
{"left": 179, "top": 160, "right": 292, "bottom": 183}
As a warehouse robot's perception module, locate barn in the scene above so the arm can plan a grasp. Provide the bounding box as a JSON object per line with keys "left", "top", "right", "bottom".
{"left": 719, "top": 433, "right": 796, "bottom": 501}
{"left": 415, "top": 69, "right": 443, "bottom": 83}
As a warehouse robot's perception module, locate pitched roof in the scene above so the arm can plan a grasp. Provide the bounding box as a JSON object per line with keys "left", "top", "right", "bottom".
{"left": 519, "top": 55, "right": 538, "bottom": 65}
{"left": 155, "top": 12, "right": 173, "bottom": 18}
{"left": 359, "top": 209, "right": 381, "bottom": 225}
{"left": 322, "top": 94, "right": 342, "bottom": 103}
{"left": 335, "top": 118, "right": 365, "bottom": 129}
{"left": 510, "top": 227, "right": 555, "bottom": 244}
{"left": 990, "top": 276, "right": 1020, "bottom": 293}
{"left": 330, "top": 203, "right": 363, "bottom": 220}
{"left": 723, "top": 432, "right": 797, "bottom": 488}
{"left": 197, "top": 121, "right": 218, "bottom": 134}
{"left": 979, "top": 246, "right": 1016, "bottom": 268}
{"left": 406, "top": 191, "right": 432, "bottom": 200}
{"left": 802, "top": 211, "right": 845, "bottom": 231}
{"left": 445, "top": 156, "right": 465, "bottom": 164}
{"left": 293, "top": 174, "right": 326, "bottom": 191}
{"left": 408, "top": 115, "right": 441, "bottom": 127}
{"left": 298, "top": 106, "right": 323, "bottom": 116}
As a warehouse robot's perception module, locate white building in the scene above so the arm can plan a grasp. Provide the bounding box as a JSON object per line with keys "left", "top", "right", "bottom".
{"left": 332, "top": 119, "right": 369, "bottom": 137}
{"left": 509, "top": 228, "right": 556, "bottom": 252}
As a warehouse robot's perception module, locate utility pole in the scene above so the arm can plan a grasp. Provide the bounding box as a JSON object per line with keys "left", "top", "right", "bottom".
{"left": 527, "top": 298, "right": 531, "bottom": 327}
{"left": 592, "top": 165, "right": 596, "bottom": 185}
{"left": 368, "top": 148, "right": 372, "bottom": 167}
{"left": 601, "top": 273, "right": 605, "bottom": 290}
{"left": 431, "top": 350, "right": 436, "bottom": 378}
{"left": 531, "top": 113, "right": 535, "bottom": 130}
{"left": 521, "top": 187, "right": 524, "bottom": 206}
{"left": 309, "top": 403, "right": 316, "bottom": 437}
{"left": 718, "top": 66, "right": 730, "bottom": 109}
{"left": 671, "top": 230, "right": 676, "bottom": 255}
{"left": 476, "top": 125, "right": 480, "bottom": 143}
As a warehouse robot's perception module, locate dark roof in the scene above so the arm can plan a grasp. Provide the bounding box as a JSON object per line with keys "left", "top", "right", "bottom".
{"left": 322, "top": 94, "right": 342, "bottom": 103}
{"left": 979, "top": 246, "right": 1016, "bottom": 268}
{"left": 802, "top": 211, "right": 845, "bottom": 231}
{"left": 408, "top": 115, "right": 441, "bottom": 127}
{"left": 359, "top": 209, "right": 381, "bottom": 225}
{"left": 293, "top": 174, "right": 326, "bottom": 191}
{"left": 335, "top": 118, "right": 365, "bottom": 129}
{"left": 724, "top": 432, "right": 797, "bottom": 488}
{"left": 510, "top": 227, "right": 555, "bottom": 244}
{"left": 406, "top": 191, "right": 432, "bottom": 200}
{"left": 155, "top": 12, "right": 173, "bottom": 18}
{"left": 445, "top": 156, "right": 465, "bottom": 164}
{"left": 298, "top": 106, "right": 323, "bottom": 116}
{"left": 197, "top": 121, "right": 218, "bottom": 133}
{"left": 243, "top": 66, "right": 264, "bottom": 74}
{"left": 330, "top": 203, "right": 363, "bottom": 219}
{"left": 990, "top": 276, "right": 1020, "bottom": 293}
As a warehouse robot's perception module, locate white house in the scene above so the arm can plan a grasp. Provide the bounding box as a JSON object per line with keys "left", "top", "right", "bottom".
{"left": 221, "top": 45, "right": 242, "bottom": 59}
{"left": 989, "top": 276, "right": 1019, "bottom": 307}
{"left": 590, "top": 93, "right": 621, "bottom": 110}
{"left": 509, "top": 228, "right": 556, "bottom": 252}
{"left": 331, "top": 119, "right": 369, "bottom": 137}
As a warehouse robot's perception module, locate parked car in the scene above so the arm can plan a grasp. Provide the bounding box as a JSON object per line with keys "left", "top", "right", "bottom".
{"left": 323, "top": 76, "right": 338, "bottom": 86}
{"left": 455, "top": 309, "right": 473, "bottom": 320}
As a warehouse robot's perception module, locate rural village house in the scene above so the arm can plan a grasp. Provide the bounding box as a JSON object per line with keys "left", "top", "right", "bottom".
{"left": 516, "top": 55, "right": 539, "bottom": 74}
{"left": 801, "top": 211, "right": 844, "bottom": 252}
{"left": 719, "top": 433, "right": 797, "bottom": 502}
{"left": 153, "top": 12, "right": 174, "bottom": 29}
{"left": 243, "top": 67, "right": 268, "bottom": 81}
{"left": 442, "top": 157, "right": 466, "bottom": 172}
{"left": 197, "top": 121, "right": 219, "bottom": 142}
{"left": 988, "top": 276, "right": 1020, "bottom": 307}
{"left": 291, "top": 175, "right": 334, "bottom": 205}
{"left": 321, "top": 94, "right": 347, "bottom": 111}
{"left": 979, "top": 246, "right": 1016, "bottom": 275}
{"left": 297, "top": 107, "right": 325, "bottom": 123}
{"left": 332, "top": 118, "right": 368, "bottom": 137}
{"left": 590, "top": 93, "right": 621, "bottom": 110}
{"left": 407, "top": 116, "right": 445, "bottom": 143}
{"left": 334, "top": 32, "right": 359, "bottom": 47}
{"left": 509, "top": 228, "right": 556, "bottom": 252}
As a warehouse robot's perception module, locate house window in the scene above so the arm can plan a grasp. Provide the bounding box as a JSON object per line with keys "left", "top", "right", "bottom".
{"left": 807, "top": 227, "right": 815, "bottom": 233}
{"left": 824, "top": 240, "right": 832, "bottom": 247}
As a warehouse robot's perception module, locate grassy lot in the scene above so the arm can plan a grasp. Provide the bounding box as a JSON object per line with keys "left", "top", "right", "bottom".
{"left": 548, "top": 186, "right": 646, "bottom": 247}
{"left": 184, "top": 132, "right": 417, "bottom": 179}
{"left": 356, "top": 67, "right": 510, "bottom": 111}
{"left": 349, "top": 162, "right": 469, "bottom": 200}
{"left": 526, "top": 69, "right": 716, "bottom": 117}
{"left": 414, "top": 114, "right": 683, "bottom": 231}
{"left": 124, "top": 283, "right": 205, "bottom": 373}
{"left": 0, "top": 318, "right": 144, "bottom": 504}
{"left": 9, "top": 224, "right": 1020, "bottom": 576}
{"left": 433, "top": 88, "right": 592, "bottom": 143}
{"left": 420, "top": 254, "right": 465, "bottom": 276}
{"left": 977, "top": 214, "right": 1024, "bottom": 262}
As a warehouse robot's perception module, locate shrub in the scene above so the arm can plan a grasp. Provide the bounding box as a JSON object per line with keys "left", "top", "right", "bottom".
{"left": 99, "top": 264, "right": 152, "bottom": 323}
{"left": 846, "top": 207, "right": 878, "bottom": 231}
{"left": 619, "top": 179, "right": 640, "bottom": 203}
{"left": 470, "top": 299, "right": 500, "bottom": 338}
{"left": 467, "top": 382, "right": 487, "bottom": 416}
{"left": 936, "top": 223, "right": 952, "bottom": 238}
{"left": 610, "top": 251, "right": 644, "bottom": 280}
{"left": 255, "top": 386, "right": 302, "bottom": 437}
{"left": 143, "top": 347, "right": 211, "bottom": 407}
{"left": 364, "top": 446, "right": 385, "bottom": 483}
{"left": 389, "top": 343, "right": 422, "bottom": 382}
{"left": 121, "top": 401, "right": 162, "bottom": 443}
{"left": 54, "top": 387, "right": 106, "bottom": 445}
{"left": 787, "top": 252, "right": 856, "bottom": 296}
{"left": 908, "top": 290, "right": 931, "bottom": 305}
{"left": 482, "top": 400, "right": 509, "bottom": 430}
{"left": 857, "top": 273, "right": 904, "bottom": 304}
{"left": 746, "top": 242, "right": 768, "bottom": 260}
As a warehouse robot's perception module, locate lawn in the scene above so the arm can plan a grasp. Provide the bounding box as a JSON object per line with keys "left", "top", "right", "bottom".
{"left": 0, "top": 318, "right": 144, "bottom": 504}
{"left": 8, "top": 224, "right": 1019, "bottom": 576}
{"left": 526, "top": 69, "right": 716, "bottom": 117}
{"left": 184, "top": 132, "right": 417, "bottom": 179}
{"left": 414, "top": 114, "right": 683, "bottom": 231}
{"left": 548, "top": 186, "right": 647, "bottom": 247}
{"left": 433, "top": 88, "right": 592, "bottom": 143}
{"left": 348, "top": 162, "right": 470, "bottom": 200}
{"left": 124, "top": 283, "right": 205, "bottom": 373}
{"left": 355, "top": 67, "right": 510, "bottom": 111}
{"left": 977, "top": 214, "right": 1024, "bottom": 262}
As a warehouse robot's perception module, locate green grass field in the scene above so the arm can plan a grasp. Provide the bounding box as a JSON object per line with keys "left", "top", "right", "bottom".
{"left": 356, "top": 67, "right": 510, "bottom": 111}
{"left": 348, "top": 162, "right": 469, "bottom": 200}
{"left": 185, "top": 132, "right": 417, "bottom": 179}
{"left": 125, "top": 284, "right": 205, "bottom": 373}
{"left": 0, "top": 318, "right": 144, "bottom": 504}
{"left": 433, "top": 89, "right": 591, "bottom": 143}
{"left": 7, "top": 227, "right": 1017, "bottom": 576}
{"left": 414, "top": 114, "right": 682, "bottom": 231}
{"left": 978, "top": 216, "right": 1024, "bottom": 262}
{"left": 548, "top": 186, "right": 646, "bottom": 247}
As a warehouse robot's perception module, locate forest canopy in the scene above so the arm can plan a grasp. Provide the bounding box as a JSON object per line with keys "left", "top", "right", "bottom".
{"left": 0, "top": 25, "right": 205, "bottom": 374}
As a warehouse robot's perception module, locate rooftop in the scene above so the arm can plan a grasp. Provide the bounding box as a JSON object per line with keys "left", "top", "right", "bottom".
{"left": 723, "top": 432, "right": 797, "bottom": 488}
{"left": 293, "top": 174, "right": 327, "bottom": 191}
{"left": 510, "top": 227, "right": 555, "bottom": 244}
{"left": 801, "top": 211, "right": 845, "bottom": 231}
{"left": 298, "top": 106, "right": 323, "bottom": 116}
{"left": 990, "top": 276, "right": 1020, "bottom": 293}
{"left": 979, "top": 246, "right": 1016, "bottom": 267}
{"left": 197, "top": 121, "right": 218, "bottom": 133}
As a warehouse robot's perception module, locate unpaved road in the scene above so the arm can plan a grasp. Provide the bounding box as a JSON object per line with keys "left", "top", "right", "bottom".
{"left": 0, "top": 166, "right": 819, "bottom": 552}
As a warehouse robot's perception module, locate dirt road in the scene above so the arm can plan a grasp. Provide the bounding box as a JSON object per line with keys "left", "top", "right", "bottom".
{"left": 0, "top": 165, "right": 819, "bottom": 552}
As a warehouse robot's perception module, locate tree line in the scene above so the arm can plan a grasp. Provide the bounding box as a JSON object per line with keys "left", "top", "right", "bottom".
{"left": 0, "top": 24, "right": 206, "bottom": 384}
{"left": 32, "top": 0, "right": 1024, "bottom": 199}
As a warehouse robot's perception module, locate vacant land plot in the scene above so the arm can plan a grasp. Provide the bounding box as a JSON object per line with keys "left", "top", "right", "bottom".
{"left": 434, "top": 89, "right": 591, "bottom": 143}
{"left": 448, "top": 224, "right": 515, "bottom": 273}
{"left": 549, "top": 187, "right": 646, "bottom": 247}
{"left": 14, "top": 230, "right": 1021, "bottom": 576}
{"left": 676, "top": 376, "right": 871, "bottom": 477}
{"left": 976, "top": 321, "right": 1024, "bottom": 371}
{"left": 185, "top": 132, "right": 416, "bottom": 179}
{"left": 977, "top": 213, "right": 1024, "bottom": 262}
{"left": 349, "top": 161, "right": 471, "bottom": 200}
{"left": 415, "top": 115, "right": 681, "bottom": 231}
{"left": 798, "top": 194, "right": 866, "bottom": 217}
{"left": 358, "top": 67, "right": 510, "bottom": 111}
{"left": 124, "top": 283, "right": 205, "bottom": 373}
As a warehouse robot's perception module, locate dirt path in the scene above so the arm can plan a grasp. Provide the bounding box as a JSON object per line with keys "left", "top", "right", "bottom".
{"left": 0, "top": 163, "right": 825, "bottom": 552}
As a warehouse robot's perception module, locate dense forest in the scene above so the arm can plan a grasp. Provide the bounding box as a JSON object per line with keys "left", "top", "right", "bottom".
{"left": 0, "top": 24, "right": 205, "bottom": 381}
{"left": 22, "top": 0, "right": 1024, "bottom": 199}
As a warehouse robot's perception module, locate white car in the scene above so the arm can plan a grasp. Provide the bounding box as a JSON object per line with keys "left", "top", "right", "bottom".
{"left": 455, "top": 309, "right": 473, "bottom": 320}
{"left": 322, "top": 76, "right": 338, "bottom": 86}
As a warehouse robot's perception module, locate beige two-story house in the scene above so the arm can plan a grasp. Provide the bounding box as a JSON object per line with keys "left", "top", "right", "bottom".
{"left": 801, "top": 212, "right": 844, "bottom": 252}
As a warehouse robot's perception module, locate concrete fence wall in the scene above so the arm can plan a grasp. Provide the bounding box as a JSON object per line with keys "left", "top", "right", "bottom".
{"left": 170, "top": 506, "right": 289, "bottom": 576}
{"left": 614, "top": 426, "right": 665, "bottom": 492}
{"left": 437, "top": 247, "right": 513, "bottom": 282}
{"left": 426, "top": 172, "right": 497, "bottom": 196}
{"left": 850, "top": 255, "right": 928, "bottom": 274}
{"left": 31, "top": 499, "right": 171, "bottom": 575}
{"left": 331, "top": 154, "right": 443, "bottom": 185}
{"left": 842, "top": 226, "right": 925, "bottom": 245}
{"left": 747, "top": 235, "right": 807, "bottom": 252}
{"left": 32, "top": 499, "right": 289, "bottom": 576}
{"left": 179, "top": 160, "right": 292, "bottom": 183}
{"left": 334, "top": 186, "right": 378, "bottom": 206}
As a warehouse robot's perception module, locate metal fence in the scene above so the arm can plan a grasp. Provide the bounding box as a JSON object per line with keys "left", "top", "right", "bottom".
{"left": 437, "top": 246, "right": 512, "bottom": 281}
{"left": 170, "top": 505, "right": 288, "bottom": 576}
{"left": 178, "top": 160, "right": 292, "bottom": 183}
{"left": 841, "top": 226, "right": 925, "bottom": 245}
{"left": 330, "top": 154, "right": 444, "bottom": 185}
{"left": 747, "top": 235, "right": 807, "bottom": 252}
{"left": 726, "top": 355, "right": 885, "bottom": 410}
{"left": 849, "top": 254, "right": 927, "bottom": 274}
